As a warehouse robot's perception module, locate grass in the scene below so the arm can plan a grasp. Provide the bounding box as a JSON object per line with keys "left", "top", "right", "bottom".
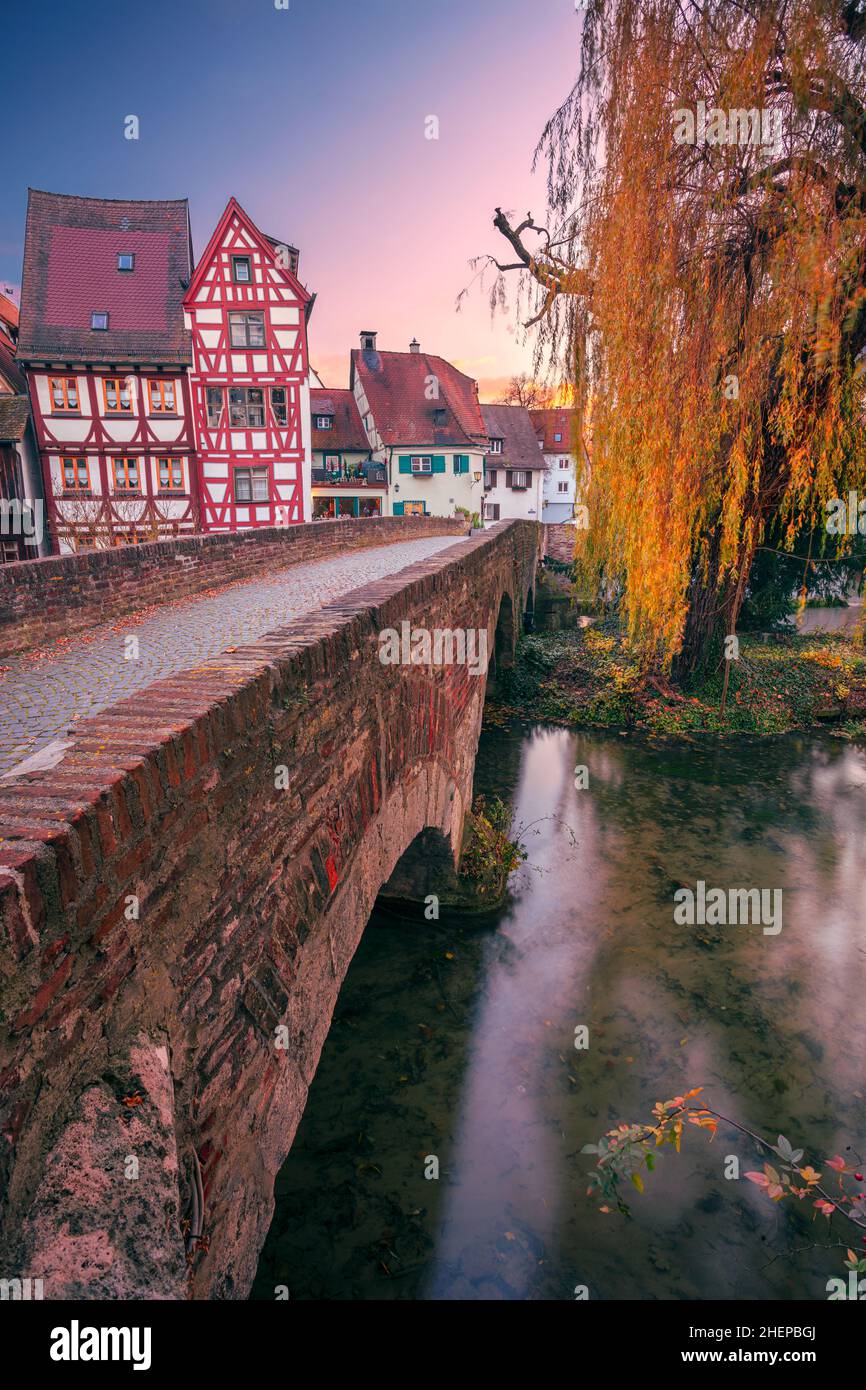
{"left": 488, "top": 619, "right": 866, "bottom": 737}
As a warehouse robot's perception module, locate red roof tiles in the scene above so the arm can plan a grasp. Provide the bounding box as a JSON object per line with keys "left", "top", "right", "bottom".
{"left": 18, "top": 189, "right": 193, "bottom": 364}
{"left": 530, "top": 407, "right": 579, "bottom": 453}
{"left": 351, "top": 347, "right": 487, "bottom": 449}
{"left": 311, "top": 388, "right": 370, "bottom": 453}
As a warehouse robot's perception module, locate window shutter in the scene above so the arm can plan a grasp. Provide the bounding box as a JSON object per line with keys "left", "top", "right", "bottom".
{"left": 506, "top": 470, "right": 513, "bottom": 488}
{"left": 398, "top": 457, "right": 413, "bottom": 474}
{"left": 431, "top": 455, "right": 446, "bottom": 473}
{"left": 393, "top": 502, "right": 404, "bottom": 515}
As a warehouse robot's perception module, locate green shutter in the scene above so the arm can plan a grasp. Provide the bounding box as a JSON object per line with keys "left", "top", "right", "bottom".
{"left": 393, "top": 502, "right": 404, "bottom": 515}
{"left": 431, "top": 455, "right": 446, "bottom": 473}
{"left": 398, "top": 457, "right": 413, "bottom": 474}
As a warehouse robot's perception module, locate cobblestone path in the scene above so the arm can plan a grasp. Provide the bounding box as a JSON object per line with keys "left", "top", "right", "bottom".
{"left": 0, "top": 535, "right": 461, "bottom": 778}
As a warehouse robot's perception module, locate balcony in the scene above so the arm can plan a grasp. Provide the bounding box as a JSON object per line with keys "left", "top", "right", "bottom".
{"left": 312, "top": 463, "right": 387, "bottom": 488}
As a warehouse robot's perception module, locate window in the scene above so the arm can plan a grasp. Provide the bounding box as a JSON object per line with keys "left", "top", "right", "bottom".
{"left": 410, "top": 456, "right": 432, "bottom": 474}
{"left": 270, "top": 387, "right": 287, "bottom": 426}
{"left": 206, "top": 387, "right": 224, "bottom": 428}
{"left": 49, "top": 377, "right": 79, "bottom": 412}
{"left": 103, "top": 377, "right": 133, "bottom": 414}
{"left": 554, "top": 432, "right": 563, "bottom": 442}
{"left": 404, "top": 501, "right": 425, "bottom": 516}
{"left": 489, "top": 438, "right": 503, "bottom": 454}
{"left": 229, "top": 387, "right": 265, "bottom": 428}
{"left": 485, "top": 469, "right": 498, "bottom": 489}
{"left": 559, "top": 459, "right": 569, "bottom": 469}
{"left": 315, "top": 414, "right": 333, "bottom": 429}
{"left": 324, "top": 454, "right": 341, "bottom": 473}
{"left": 117, "top": 253, "right": 135, "bottom": 272}
{"left": 112, "top": 457, "right": 140, "bottom": 492}
{"left": 62, "top": 457, "right": 90, "bottom": 491}
{"left": 557, "top": 481, "right": 569, "bottom": 493}
{"left": 232, "top": 256, "right": 252, "bottom": 283}
{"left": 453, "top": 455, "right": 469, "bottom": 475}
{"left": 484, "top": 503, "right": 500, "bottom": 521}
{"left": 234, "top": 466, "right": 270, "bottom": 503}
{"left": 510, "top": 470, "right": 530, "bottom": 489}
{"left": 91, "top": 311, "right": 109, "bottom": 331}
{"left": 158, "top": 457, "right": 184, "bottom": 491}
{"left": 147, "top": 379, "right": 176, "bottom": 413}
{"left": 228, "top": 312, "right": 266, "bottom": 348}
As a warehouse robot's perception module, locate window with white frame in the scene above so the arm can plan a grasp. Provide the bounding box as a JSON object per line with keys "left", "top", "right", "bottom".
{"left": 234, "top": 466, "right": 270, "bottom": 503}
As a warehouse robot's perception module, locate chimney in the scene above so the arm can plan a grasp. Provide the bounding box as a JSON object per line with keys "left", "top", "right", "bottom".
{"left": 360, "top": 330, "right": 377, "bottom": 352}
{"left": 409, "top": 337, "right": 420, "bottom": 354}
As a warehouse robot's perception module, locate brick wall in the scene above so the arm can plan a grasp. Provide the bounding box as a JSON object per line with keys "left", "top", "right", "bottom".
{"left": 0, "top": 519, "right": 538, "bottom": 1299}
{"left": 0, "top": 515, "right": 466, "bottom": 658}
{"left": 541, "top": 522, "right": 579, "bottom": 565}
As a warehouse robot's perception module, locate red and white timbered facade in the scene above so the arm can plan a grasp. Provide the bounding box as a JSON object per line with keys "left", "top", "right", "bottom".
{"left": 184, "top": 199, "right": 313, "bottom": 532}
{"left": 27, "top": 368, "right": 196, "bottom": 551}
{"left": 17, "top": 191, "right": 198, "bottom": 554}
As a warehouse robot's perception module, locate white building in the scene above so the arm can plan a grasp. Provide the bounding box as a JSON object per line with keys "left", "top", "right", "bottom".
{"left": 530, "top": 407, "right": 584, "bottom": 523}
{"left": 350, "top": 334, "right": 487, "bottom": 520}
{"left": 480, "top": 404, "right": 545, "bottom": 523}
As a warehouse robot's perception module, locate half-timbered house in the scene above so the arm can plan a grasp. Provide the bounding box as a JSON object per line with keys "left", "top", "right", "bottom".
{"left": 184, "top": 198, "right": 313, "bottom": 532}
{"left": 17, "top": 190, "right": 198, "bottom": 553}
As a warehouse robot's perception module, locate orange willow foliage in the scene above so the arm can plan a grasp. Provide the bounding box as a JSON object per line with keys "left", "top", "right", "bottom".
{"left": 505, "top": 1, "right": 866, "bottom": 668}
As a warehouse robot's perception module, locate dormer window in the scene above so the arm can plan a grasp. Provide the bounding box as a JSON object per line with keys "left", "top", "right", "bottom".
{"left": 91, "top": 311, "right": 109, "bottom": 331}
{"left": 489, "top": 438, "right": 503, "bottom": 454}
{"left": 433, "top": 408, "right": 446, "bottom": 427}
{"left": 554, "top": 432, "right": 563, "bottom": 442}
{"left": 117, "top": 253, "right": 135, "bottom": 272}
{"left": 232, "top": 256, "right": 252, "bottom": 283}
{"left": 315, "top": 414, "right": 333, "bottom": 429}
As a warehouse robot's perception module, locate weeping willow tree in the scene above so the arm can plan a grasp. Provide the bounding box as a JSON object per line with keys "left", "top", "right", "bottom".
{"left": 489, "top": 0, "right": 866, "bottom": 675}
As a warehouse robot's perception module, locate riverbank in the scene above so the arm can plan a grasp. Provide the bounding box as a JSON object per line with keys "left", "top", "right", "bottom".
{"left": 490, "top": 619, "right": 866, "bottom": 736}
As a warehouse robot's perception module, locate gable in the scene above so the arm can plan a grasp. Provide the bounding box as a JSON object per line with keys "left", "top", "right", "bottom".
{"left": 184, "top": 199, "right": 309, "bottom": 312}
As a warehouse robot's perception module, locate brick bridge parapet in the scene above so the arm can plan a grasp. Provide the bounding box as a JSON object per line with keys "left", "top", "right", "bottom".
{"left": 0, "top": 514, "right": 466, "bottom": 659}
{"left": 0, "top": 518, "right": 539, "bottom": 1299}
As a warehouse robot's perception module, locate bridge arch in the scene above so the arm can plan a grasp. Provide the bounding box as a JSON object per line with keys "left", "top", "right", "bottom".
{"left": 0, "top": 518, "right": 539, "bottom": 1300}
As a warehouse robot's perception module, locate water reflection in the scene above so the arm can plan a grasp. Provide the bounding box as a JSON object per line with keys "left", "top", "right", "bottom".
{"left": 253, "top": 724, "right": 866, "bottom": 1301}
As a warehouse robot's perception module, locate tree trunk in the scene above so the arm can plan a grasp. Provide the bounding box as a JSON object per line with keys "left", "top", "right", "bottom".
{"left": 672, "top": 525, "right": 756, "bottom": 683}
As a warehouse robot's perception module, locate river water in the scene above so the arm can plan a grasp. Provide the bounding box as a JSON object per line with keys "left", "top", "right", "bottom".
{"left": 252, "top": 721, "right": 866, "bottom": 1301}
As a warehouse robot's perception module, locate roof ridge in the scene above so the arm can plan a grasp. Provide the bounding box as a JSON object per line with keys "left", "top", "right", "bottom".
{"left": 27, "top": 187, "right": 189, "bottom": 207}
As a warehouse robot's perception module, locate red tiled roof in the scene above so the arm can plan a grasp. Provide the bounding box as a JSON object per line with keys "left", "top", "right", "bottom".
{"left": 481, "top": 404, "right": 546, "bottom": 471}
{"left": 0, "top": 337, "right": 27, "bottom": 396}
{"left": 529, "top": 407, "right": 579, "bottom": 453}
{"left": 351, "top": 347, "right": 487, "bottom": 449}
{"left": 18, "top": 189, "right": 193, "bottom": 364}
{"left": 0, "top": 293, "right": 19, "bottom": 336}
{"left": 311, "top": 388, "right": 370, "bottom": 453}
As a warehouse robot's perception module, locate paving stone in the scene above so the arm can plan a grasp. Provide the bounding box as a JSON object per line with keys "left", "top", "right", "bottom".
{"left": 0, "top": 536, "right": 458, "bottom": 778}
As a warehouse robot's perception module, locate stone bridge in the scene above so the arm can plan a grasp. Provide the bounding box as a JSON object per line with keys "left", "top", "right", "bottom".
{"left": 0, "top": 518, "right": 538, "bottom": 1300}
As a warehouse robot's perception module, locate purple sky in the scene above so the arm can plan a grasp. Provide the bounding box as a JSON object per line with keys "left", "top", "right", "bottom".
{"left": 3, "top": 0, "right": 580, "bottom": 398}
